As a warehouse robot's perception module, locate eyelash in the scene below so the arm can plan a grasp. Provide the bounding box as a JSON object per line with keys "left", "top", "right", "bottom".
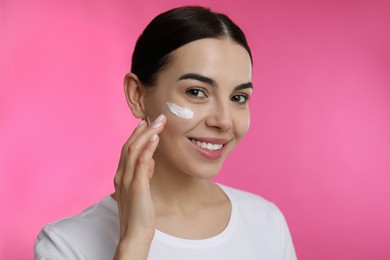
{"left": 185, "top": 88, "right": 250, "bottom": 104}
{"left": 231, "top": 94, "right": 250, "bottom": 104}
{"left": 185, "top": 87, "right": 207, "bottom": 99}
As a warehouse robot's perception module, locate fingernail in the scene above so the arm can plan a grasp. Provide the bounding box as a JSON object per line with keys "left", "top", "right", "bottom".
{"left": 150, "top": 133, "right": 158, "bottom": 142}
{"left": 155, "top": 114, "right": 165, "bottom": 123}
{"left": 137, "top": 120, "right": 145, "bottom": 127}
{"left": 151, "top": 114, "right": 165, "bottom": 128}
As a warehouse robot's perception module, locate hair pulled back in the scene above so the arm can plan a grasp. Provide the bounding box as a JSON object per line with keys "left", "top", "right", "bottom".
{"left": 131, "top": 6, "right": 252, "bottom": 86}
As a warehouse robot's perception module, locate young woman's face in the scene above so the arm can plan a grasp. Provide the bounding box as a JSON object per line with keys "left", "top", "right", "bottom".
{"left": 143, "top": 38, "right": 252, "bottom": 179}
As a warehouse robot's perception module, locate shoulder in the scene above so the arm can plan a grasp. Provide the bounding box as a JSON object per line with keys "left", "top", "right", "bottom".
{"left": 44, "top": 196, "right": 118, "bottom": 237}
{"left": 218, "top": 184, "right": 277, "bottom": 211}
{"left": 218, "top": 184, "right": 297, "bottom": 259}
{"left": 218, "top": 184, "right": 287, "bottom": 227}
{"left": 35, "top": 196, "right": 119, "bottom": 259}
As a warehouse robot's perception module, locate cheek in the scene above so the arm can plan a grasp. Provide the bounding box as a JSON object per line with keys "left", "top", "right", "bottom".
{"left": 246, "top": 111, "right": 251, "bottom": 131}
{"left": 236, "top": 110, "right": 250, "bottom": 138}
{"left": 158, "top": 114, "right": 193, "bottom": 152}
{"left": 144, "top": 100, "right": 165, "bottom": 123}
{"left": 165, "top": 115, "right": 190, "bottom": 133}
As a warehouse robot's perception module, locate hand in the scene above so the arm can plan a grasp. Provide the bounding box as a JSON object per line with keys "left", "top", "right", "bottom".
{"left": 113, "top": 114, "right": 166, "bottom": 259}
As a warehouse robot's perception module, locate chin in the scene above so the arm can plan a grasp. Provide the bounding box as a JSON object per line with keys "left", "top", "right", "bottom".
{"left": 181, "top": 158, "right": 226, "bottom": 180}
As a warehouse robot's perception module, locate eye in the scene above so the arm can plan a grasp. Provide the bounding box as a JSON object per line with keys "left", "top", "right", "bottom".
{"left": 231, "top": 94, "right": 249, "bottom": 104}
{"left": 185, "top": 88, "right": 207, "bottom": 99}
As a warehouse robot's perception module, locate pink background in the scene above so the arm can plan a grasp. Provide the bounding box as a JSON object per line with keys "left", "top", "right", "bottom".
{"left": 1, "top": 0, "right": 389, "bottom": 259}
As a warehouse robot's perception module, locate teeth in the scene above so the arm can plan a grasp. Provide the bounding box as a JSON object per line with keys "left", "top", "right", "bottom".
{"left": 190, "top": 139, "right": 223, "bottom": 151}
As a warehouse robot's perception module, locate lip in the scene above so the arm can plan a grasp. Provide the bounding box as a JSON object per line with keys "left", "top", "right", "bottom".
{"left": 187, "top": 137, "right": 230, "bottom": 160}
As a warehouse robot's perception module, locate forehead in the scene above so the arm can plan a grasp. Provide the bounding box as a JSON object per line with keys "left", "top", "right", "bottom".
{"left": 161, "top": 38, "right": 252, "bottom": 85}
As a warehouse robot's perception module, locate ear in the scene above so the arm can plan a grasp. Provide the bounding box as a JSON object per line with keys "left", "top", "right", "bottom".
{"left": 124, "top": 73, "right": 146, "bottom": 118}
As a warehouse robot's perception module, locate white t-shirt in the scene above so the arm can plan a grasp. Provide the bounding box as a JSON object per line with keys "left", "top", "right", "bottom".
{"left": 35, "top": 184, "right": 297, "bottom": 259}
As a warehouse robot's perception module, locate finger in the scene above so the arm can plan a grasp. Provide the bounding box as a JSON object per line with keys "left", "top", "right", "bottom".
{"left": 122, "top": 120, "right": 148, "bottom": 152}
{"left": 124, "top": 113, "right": 165, "bottom": 149}
{"left": 115, "top": 114, "right": 164, "bottom": 186}
{"left": 123, "top": 114, "right": 166, "bottom": 164}
{"left": 132, "top": 134, "right": 160, "bottom": 185}
{"left": 117, "top": 120, "right": 148, "bottom": 171}
{"left": 114, "top": 120, "right": 148, "bottom": 190}
{"left": 120, "top": 115, "right": 166, "bottom": 186}
{"left": 121, "top": 129, "right": 162, "bottom": 186}
{"left": 147, "top": 159, "right": 155, "bottom": 181}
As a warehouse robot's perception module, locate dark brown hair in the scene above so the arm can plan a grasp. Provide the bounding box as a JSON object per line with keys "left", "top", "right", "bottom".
{"left": 131, "top": 6, "right": 252, "bottom": 86}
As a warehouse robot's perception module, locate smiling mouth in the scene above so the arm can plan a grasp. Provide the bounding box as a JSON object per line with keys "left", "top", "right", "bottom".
{"left": 189, "top": 138, "right": 224, "bottom": 151}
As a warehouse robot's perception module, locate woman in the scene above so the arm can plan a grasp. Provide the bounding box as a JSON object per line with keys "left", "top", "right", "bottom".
{"left": 35, "top": 6, "right": 297, "bottom": 259}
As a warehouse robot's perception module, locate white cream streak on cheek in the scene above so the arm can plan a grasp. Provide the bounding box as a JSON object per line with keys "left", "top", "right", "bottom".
{"left": 166, "top": 102, "right": 194, "bottom": 119}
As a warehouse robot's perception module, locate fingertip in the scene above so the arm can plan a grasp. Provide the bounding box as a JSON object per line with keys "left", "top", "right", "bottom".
{"left": 137, "top": 120, "right": 146, "bottom": 128}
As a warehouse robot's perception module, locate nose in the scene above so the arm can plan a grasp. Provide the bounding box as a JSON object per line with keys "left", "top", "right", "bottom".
{"left": 205, "top": 101, "right": 232, "bottom": 132}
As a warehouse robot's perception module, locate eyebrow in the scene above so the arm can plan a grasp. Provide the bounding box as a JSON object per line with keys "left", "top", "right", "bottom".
{"left": 178, "top": 73, "right": 253, "bottom": 91}
{"left": 234, "top": 82, "right": 253, "bottom": 91}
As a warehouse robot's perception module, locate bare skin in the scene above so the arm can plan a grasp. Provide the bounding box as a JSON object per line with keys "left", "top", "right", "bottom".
{"left": 113, "top": 117, "right": 166, "bottom": 259}
{"left": 113, "top": 38, "right": 252, "bottom": 259}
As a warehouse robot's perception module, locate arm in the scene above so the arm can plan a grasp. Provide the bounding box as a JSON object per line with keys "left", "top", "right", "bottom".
{"left": 113, "top": 115, "right": 166, "bottom": 260}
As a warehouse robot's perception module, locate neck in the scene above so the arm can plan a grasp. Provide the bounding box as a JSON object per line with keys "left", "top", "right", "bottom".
{"left": 149, "top": 157, "right": 218, "bottom": 213}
